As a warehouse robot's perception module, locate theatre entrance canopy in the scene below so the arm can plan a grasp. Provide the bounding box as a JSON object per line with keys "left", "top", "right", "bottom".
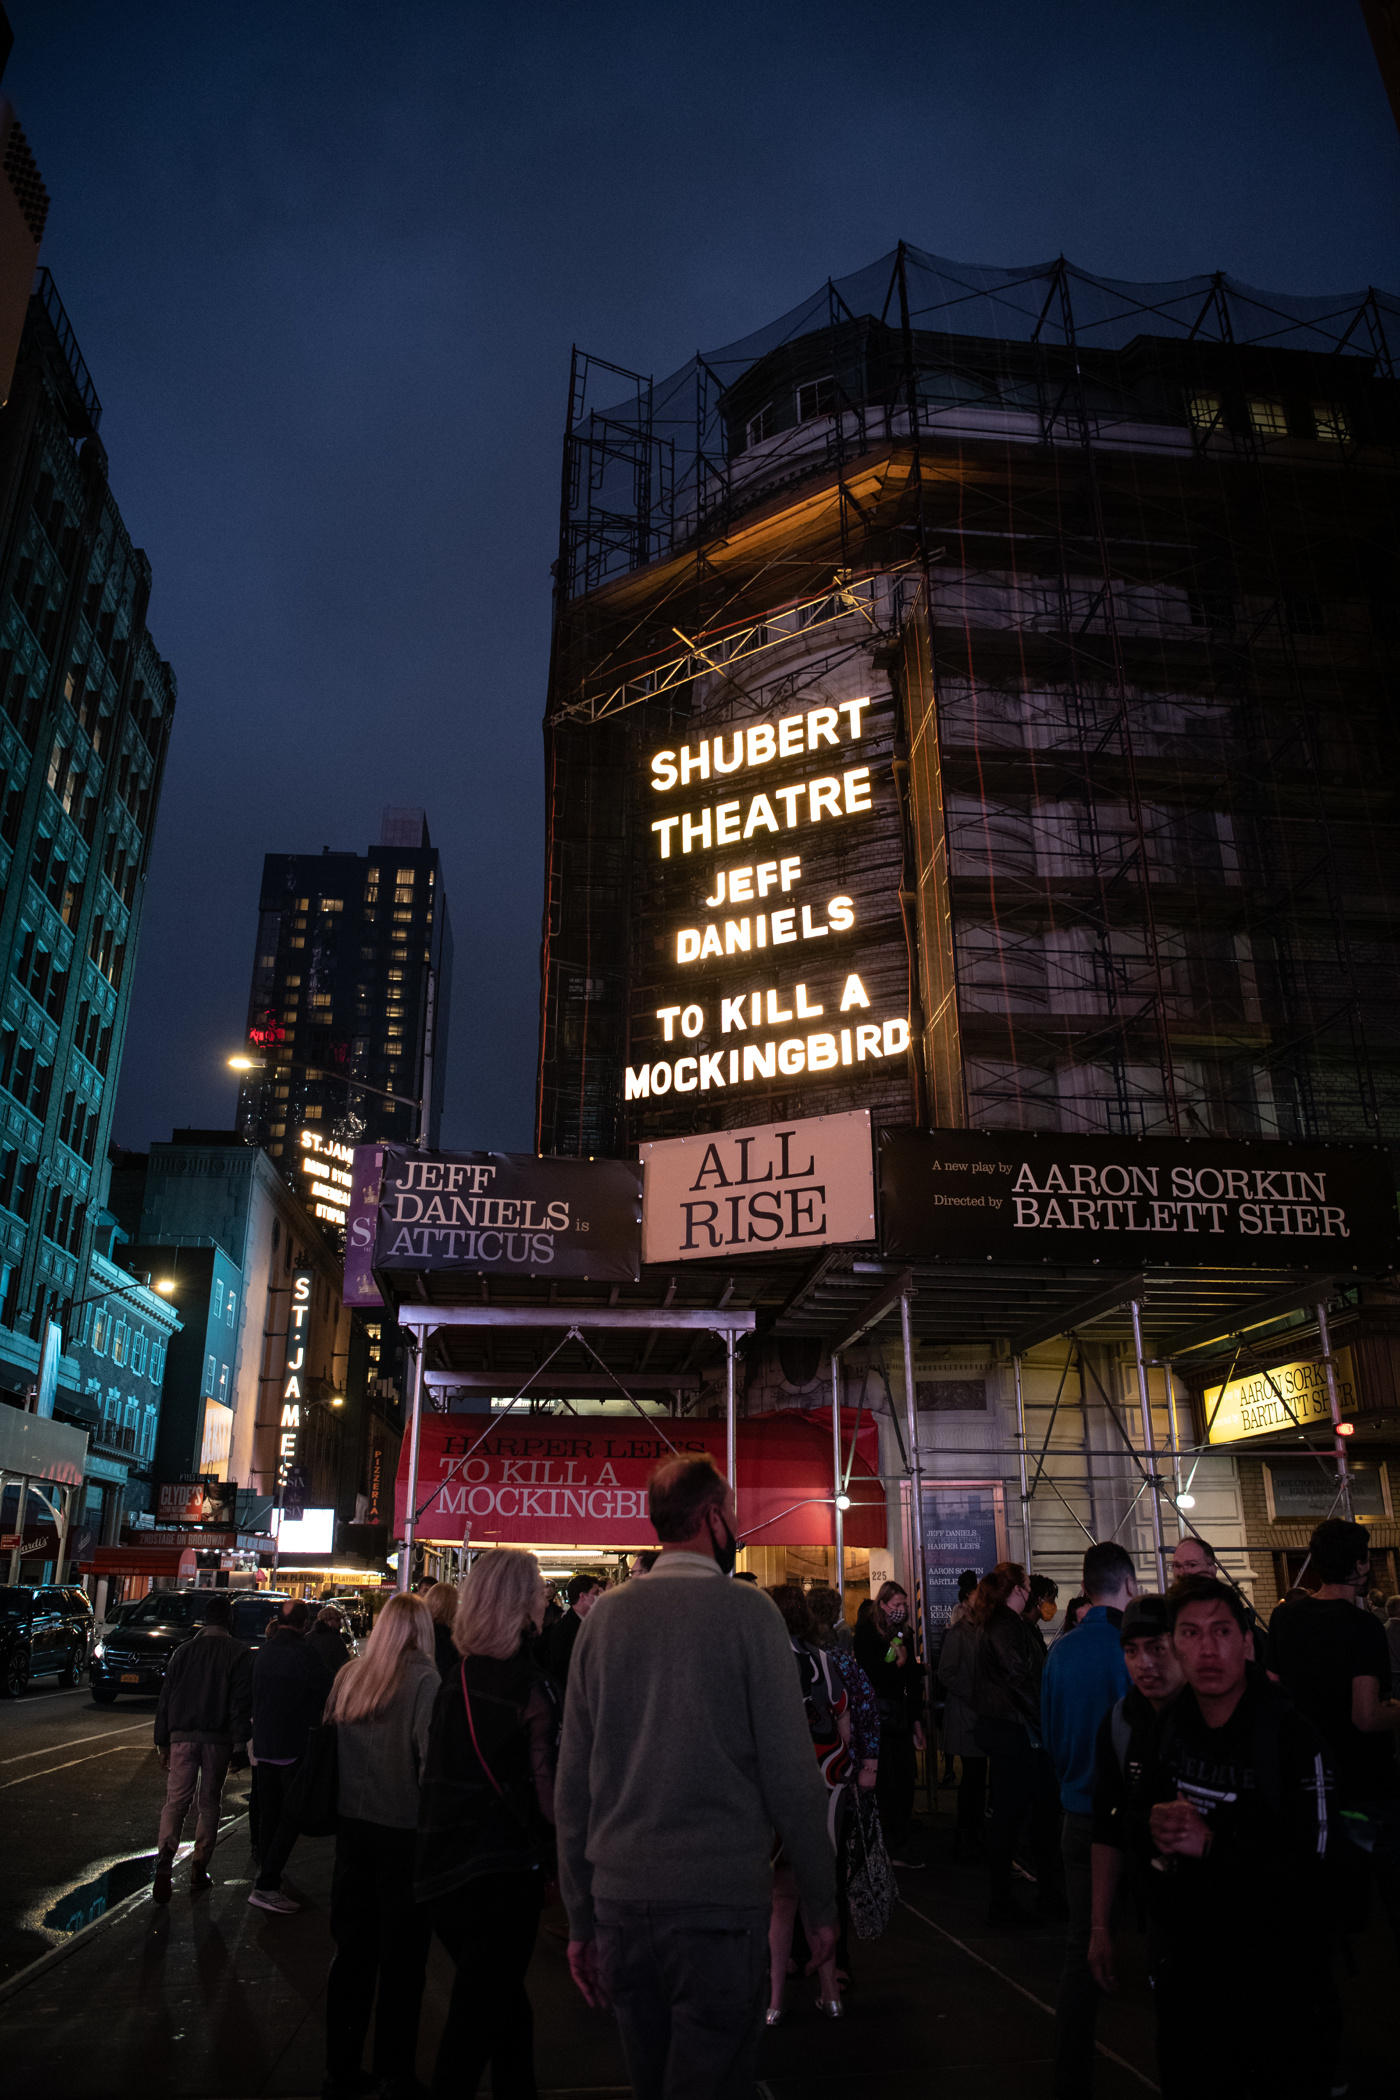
{"left": 366, "top": 1129, "right": 1399, "bottom": 1589}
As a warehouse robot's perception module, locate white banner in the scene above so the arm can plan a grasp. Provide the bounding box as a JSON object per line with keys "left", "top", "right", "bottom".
{"left": 640, "top": 1109, "right": 874, "bottom": 1264}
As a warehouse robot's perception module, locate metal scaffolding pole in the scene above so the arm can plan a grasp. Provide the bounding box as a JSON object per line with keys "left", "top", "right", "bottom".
{"left": 899, "top": 1290, "right": 928, "bottom": 1661}
{"left": 397, "top": 1336, "right": 426, "bottom": 1596}
{"left": 832, "top": 1347, "right": 845, "bottom": 1603}
{"left": 1130, "top": 1300, "right": 1167, "bottom": 1590}
{"left": 1316, "top": 1297, "right": 1353, "bottom": 1518}
{"left": 1013, "top": 1354, "right": 1032, "bottom": 1571}
{"left": 726, "top": 1331, "right": 737, "bottom": 1521}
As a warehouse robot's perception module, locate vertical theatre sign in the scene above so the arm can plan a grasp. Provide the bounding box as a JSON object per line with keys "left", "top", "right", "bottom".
{"left": 278, "top": 1267, "right": 312, "bottom": 1498}
{"left": 627, "top": 696, "right": 910, "bottom": 1108}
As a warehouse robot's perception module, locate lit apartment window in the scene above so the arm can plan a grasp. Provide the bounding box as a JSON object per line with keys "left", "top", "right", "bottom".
{"left": 395, "top": 868, "right": 415, "bottom": 885}
{"left": 394, "top": 886, "right": 414, "bottom": 904}
{"left": 797, "top": 376, "right": 835, "bottom": 421}
{"left": 296, "top": 897, "right": 309, "bottom": 910}
{"left": 1314, "top": 402, "right": 1349, "bottom": 443}
{"left": 745, "top": 403, "right": 774, "bottom": 449}
{"left": 1186, "top": 392, "right": 1221, "bottom": 432}
{"left": 203, "top": 1352, "right": 216, "bottom": 1395}
{"left": 1247, "top": 398, "right": 1287, "bottom": 439}
{"left": 320, "top": 898, "right": 343, "bottom": 913}
{"left": 226, "top": 1290, "right": 236, "bottom": 1327}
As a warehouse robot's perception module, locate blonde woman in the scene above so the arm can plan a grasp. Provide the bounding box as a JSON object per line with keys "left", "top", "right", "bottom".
{"left": 415, "top": 1548, "right": 560, "bottom": 2100}
{"left": 422, "top": 1579, "right": 459, "bottom": 1678}
{"left": 322, "top": 1591, "right": 439, "bottom": 2100}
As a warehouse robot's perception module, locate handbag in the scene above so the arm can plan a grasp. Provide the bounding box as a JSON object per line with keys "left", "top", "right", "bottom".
{"left": 281, "top": 1721, "right": 339, "bottom": 1837}
{"left": 461, "top": 1662, "right": 559, "bottom": 1903}
{"left": 845, "top": 1788, "right": 896, "bottom": 1940}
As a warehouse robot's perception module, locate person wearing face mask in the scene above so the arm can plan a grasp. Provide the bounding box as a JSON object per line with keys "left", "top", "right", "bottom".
{"left": 556, "top": 1453, "right": 836, "bottom": 2100}
{"left": 854, "top": 1580, "right": 928, "bottom": 1868}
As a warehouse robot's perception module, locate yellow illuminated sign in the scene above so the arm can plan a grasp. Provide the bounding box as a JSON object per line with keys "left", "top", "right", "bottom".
{"left": 1205, "top": 1348, "right": 1356, "bottom": 1445}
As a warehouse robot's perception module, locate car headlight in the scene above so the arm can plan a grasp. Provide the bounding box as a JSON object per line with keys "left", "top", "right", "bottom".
{"left": 92, "top": 1640, "right": 105, "bottom": 1660}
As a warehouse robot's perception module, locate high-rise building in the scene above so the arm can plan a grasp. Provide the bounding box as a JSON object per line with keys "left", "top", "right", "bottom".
{"left": 0, "top": 272, "right": 175, "bottom": 1412}
{"left": 234, "top": 807, "right": 453, "bottom": 1235}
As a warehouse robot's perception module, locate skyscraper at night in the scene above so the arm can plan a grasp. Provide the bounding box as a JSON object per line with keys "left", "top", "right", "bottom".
{"left": 234, "top": 807, "right": 453, "bottom": 1235}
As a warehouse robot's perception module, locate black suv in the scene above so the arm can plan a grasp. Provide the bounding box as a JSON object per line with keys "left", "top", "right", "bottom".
{"left": 89, "top": 1590, "right": 291, "bottom": 1702}
{"left": 0, "top": 1585, "right": 94, "bottom": 1696}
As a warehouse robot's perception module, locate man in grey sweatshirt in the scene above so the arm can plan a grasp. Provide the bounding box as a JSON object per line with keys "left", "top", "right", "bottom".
{"left": 557, "top": 1453, "right": 836, "bottom": 2099}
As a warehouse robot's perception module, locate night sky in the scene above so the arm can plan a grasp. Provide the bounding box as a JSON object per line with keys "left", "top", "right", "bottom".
{"left": 6, "top": 2, "right": 1397, "bottom": 1158}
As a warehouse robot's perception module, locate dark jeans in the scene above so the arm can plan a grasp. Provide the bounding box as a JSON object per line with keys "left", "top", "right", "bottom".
{"left": 955, "top": 1755, "right": 987, "bottom": 1854}
{"left": 975, "top": 1716, "right": 1061, "bottom": 1910}
{"left": 253, "top": 1759, "right": 302, "bottom": 1891}
{"left": 325, "top": 1819, "right": 432, "bottom": 2092}
{"left": 429, "top": 1871, "right": 543, "bottom": 2099}
{"left": 1347, "top": 1796, "right": 1400, "bottom": 1951}
{"left": 1053, "top": 1811, "right": 1096, "bottom": 2098}
{"left": 595, "top": 1898, "right": 770, "bottom": 2100}
{"left": 1150, "top": 1950, "right": 1330, "bottom": 2100}
{"left": 876, "top": 1723, "right": 918, "bottom": 1857}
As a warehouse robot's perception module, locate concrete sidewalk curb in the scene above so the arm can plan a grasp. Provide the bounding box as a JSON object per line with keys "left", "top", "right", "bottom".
{"left": 0, "top": 1809, "right": 250, "bottom": 2009}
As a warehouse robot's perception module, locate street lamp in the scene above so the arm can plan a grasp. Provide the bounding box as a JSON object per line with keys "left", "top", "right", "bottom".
{"left": 56, "top": 1270, "right": 177, "bottom": 1352}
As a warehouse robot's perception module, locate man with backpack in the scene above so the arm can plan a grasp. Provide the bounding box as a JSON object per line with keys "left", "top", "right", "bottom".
{"left": 1131, "top": 1576, "right": 1335, "bottom": 2100}
{"left": 1086, "top": 1595, "right": 1183, "bottom": 1995}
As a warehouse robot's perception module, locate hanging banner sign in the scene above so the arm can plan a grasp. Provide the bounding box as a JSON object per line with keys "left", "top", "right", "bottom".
{"left": 1206, "top": 1347, "right": 1357, "bottom": 1445}
{"left": 395, "top": 1409, "right": 885, "bottom": 1550}
{"left": 344, "top": 1145, "right": 385, "bottom": 1308}
{"left": 879, "top": 1129, "right": 1399, "bottom": 1272}
{"left": 373, "top": 1147, "right": 641, "bottom": 1284}
{"left": 640, "top": 1110, "right": 875, "bottom": 1263}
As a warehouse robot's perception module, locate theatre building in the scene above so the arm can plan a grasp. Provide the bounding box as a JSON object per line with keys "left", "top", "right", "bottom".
{"left": 377, "top": 251, "right": 1400, "bottom": 1621}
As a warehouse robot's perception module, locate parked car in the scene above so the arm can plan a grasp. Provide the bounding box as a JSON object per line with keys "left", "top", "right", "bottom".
{"left": 0, "top": 1585, "right": 94, "bottom": 1696}
{"left": 89, "top": 1589, "right": 292, "bottom": 1703}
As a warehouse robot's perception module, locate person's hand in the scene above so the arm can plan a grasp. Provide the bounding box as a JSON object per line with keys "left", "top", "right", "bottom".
{"left": 1088, "top": 1925, "right": 1117, "bottom": 1991}
{"left": 157, "top": 1748, "right": 170, "bottom": 1769}
{"left": 567, "top": 1938, "right": 610, "bottom": 2009}
{"left": 893, "top": 1643, "right": 907, "bottom": 1667}
{"left": 1149, "top": 1795, "right": 1211, "bottom": 1858}
{"left": 912, "top": 1722, "right": 926, "bottom": 1753}
{"left": 857, "top": 1760, "right": 878, "bottom": 1790}
{"left": 804, "top": 1923, "right": 839, "bottom": 1975}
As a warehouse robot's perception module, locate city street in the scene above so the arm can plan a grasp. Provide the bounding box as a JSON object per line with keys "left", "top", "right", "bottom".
{"left": 0, "top": 1683, "right": 249, "bottom": 1984}
{"left": 0, "top": 1778, "right": 1394, "bottom": 2099}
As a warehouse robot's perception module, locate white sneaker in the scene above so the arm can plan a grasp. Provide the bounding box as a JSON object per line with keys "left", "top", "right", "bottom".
{"left": 247, "top": 1887, "right": 299, "bottom": 1914}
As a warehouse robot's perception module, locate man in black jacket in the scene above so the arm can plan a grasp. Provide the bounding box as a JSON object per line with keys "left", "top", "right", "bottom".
{"left": 542, "top": 1571, "right": 605, "bottom": 1685}
{"left": 248, "top": 1600, "right": 332, "bottom": 1914}
{"left": 152, "top": 1592, "right": 252, "bottom": 1903}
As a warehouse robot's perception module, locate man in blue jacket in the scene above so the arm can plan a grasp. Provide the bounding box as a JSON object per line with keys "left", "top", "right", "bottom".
{"left": 1041, "top": 1540, "right": 1139, "bottom": 2099}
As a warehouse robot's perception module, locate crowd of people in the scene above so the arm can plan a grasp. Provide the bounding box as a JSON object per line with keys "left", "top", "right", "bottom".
{"left": 143, "top": 1482, "right": 1400, "bottom": 2100}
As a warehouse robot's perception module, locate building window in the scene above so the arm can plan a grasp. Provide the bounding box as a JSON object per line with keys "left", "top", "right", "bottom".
{"left": 111, "top": 1317, "right": 128, "bottom": 1367}
{"left": 218, "top": 1362, "right": 230, "bottom": 1404}
{"left": 149, "top": 1341, "right": 164, "bottom": 1384}
{"left": 203, "top": 1351, "right": 216, "bottom": 1397}
{"left": 1313, "top": 402, "right": 1349, "bottom": 443}
{"left": 226, "top": 1289, "right": 236, "bottom": 1328}
{"left": 319, "top": 898, "right": 343, "bottom": 913}
{"left": 1247, "top": 397, "right": 1287, "bottom": 439}
{"left": 130, "top": 1329, "right": 147, "bottom": 1375}
{"left": 745, "top": 403, "right": 774, "bottom": 449}
{"left": 92, "top": 1306, "right": 110, "bottom": 1355}
{"left": 212, "top": 1281, "right": 224, "bottom": 1321}
{"left": 79, "top": 1301, "right": 94, "bottom": 1344}
{"left": 395, "top": 868, "right": 415, "bottom": 886}
{"left": 797, "top": 376, "right": 835, "bottom": 422}
{"left": 140, "top": 1407, "right": 156, "bottom": 1460}
{"left": 1186, "top": 391, "right": 1221, "bottom": 432}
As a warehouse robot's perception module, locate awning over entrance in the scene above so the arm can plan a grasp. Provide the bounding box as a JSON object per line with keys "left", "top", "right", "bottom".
{"left": 397, "top": 1408, "right": 884, "bottom": 1551}
{"left": 79, "top": 1546, "right": 195, "bottom": 1579}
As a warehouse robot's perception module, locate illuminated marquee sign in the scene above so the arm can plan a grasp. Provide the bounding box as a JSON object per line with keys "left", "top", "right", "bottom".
{"left": 628, "top": 695, "right": 909, "bottom": 1103}
{"left": 297, "top": 1127, "right": 353, "bottom": 1228}
{"left": 277, "top": 1267, "right": 313, "bottom": 1494}
{"left": 1206, "top": 1349, "right": 1357, "bottom": 1445}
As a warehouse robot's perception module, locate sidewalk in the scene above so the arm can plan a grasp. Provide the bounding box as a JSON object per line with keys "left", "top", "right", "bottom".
{"left": 0, "top": 1792, "right": 1390, "bottom": 2098}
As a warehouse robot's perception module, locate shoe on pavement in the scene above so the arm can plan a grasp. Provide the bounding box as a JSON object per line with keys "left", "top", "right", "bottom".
{"left": 247, "top": 1886, "right": 300, "bottom": 1914}
{"left": 152, "top": 1863, "right": 173, "bottom": 1906}
{"left": 190, "top": 1865, "right": 213, "bottom": 1894}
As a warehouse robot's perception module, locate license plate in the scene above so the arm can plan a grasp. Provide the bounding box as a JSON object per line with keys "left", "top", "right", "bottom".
{"left": 120, "top": 1672, "right": 140, "bottom": 1683}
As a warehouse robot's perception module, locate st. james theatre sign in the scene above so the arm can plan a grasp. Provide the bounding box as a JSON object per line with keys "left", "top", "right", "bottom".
{"left": 880, "top": 1129, "right": 1400, "bottom": 1270}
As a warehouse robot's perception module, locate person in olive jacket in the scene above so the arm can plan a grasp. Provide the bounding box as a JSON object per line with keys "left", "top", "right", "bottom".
{"left": 966, "top": 1561, "right": 1064, "bottom": 1927}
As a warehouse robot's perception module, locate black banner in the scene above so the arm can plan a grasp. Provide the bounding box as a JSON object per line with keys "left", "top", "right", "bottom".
{"left": 373, "top": 1147, "right": 642, "bottom": 1283}
{"left": 879, "top": 1128, "right": 1399, "bottom": 1272}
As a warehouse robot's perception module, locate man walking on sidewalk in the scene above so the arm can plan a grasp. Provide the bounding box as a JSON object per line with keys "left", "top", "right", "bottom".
{"left": 1041, "top": 1541, "right": 1138, "bottom": 2100}
{"left": 557, "top": 1452, "right": 837, "bottom": 2100}
{"left": 152, "top": 1591, "right": 252, "bottom": 1903}
{"left": 248, "top": 1598, "right": 332, "bottom": 1914}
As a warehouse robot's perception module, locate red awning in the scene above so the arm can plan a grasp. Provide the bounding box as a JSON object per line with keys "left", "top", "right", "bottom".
{"left": 79, "top": 1546, "right": 197, "bottom": 1578}
{"left": 395, "top": 1408, "right": 885, "bottom": 1550}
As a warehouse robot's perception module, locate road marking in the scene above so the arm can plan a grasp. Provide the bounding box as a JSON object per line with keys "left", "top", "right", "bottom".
{"left": 897, "top": 1898, "right": 1159, "bottom": 2093}
{"left": 0, "top": 1722, "right": 148, "bottom": 1765}
{"left": 0, "top": 1687, "right": 87, "bottom": 1706}
{"left": 0, "top": 1743, "right": 152, "bottom": 1790}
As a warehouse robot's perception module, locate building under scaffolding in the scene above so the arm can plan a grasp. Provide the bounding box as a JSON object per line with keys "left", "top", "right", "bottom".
{"left": 531, "top": 247, "right": 1400, "bottom": 1615}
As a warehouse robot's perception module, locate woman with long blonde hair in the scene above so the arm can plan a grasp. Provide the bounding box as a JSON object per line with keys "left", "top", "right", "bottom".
{"left": 415, "top": 1548, "right": 561, "bottom": 2100}
{"left": 322, "top": 1590, "right": 439, "bottom": 2100}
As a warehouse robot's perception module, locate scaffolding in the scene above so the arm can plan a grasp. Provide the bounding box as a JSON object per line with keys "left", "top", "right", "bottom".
{"left": 539, "top": 245, "right": 1400, "bottom": 1163}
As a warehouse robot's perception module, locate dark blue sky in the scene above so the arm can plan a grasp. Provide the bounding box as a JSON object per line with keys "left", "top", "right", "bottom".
{"left": 7, "top": 1, "right": 1397, "bottom": 1155}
